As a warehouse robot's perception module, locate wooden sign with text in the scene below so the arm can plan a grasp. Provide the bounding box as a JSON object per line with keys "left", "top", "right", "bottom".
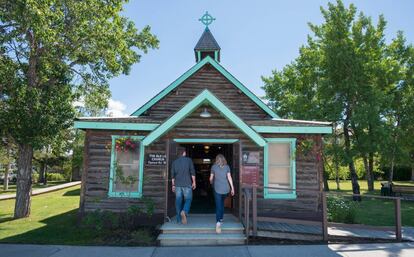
{"left": 241, "top": 165, "right": 259, "bottom": 185}
{"left": 146, "top": 153, "right": 167, "bottom": 165}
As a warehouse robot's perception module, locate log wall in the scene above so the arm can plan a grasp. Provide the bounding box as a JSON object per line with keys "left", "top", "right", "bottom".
{"left": 143, "top": 64, "right": 271, "bottom": 121}
{"left": 80, "top": 110, "right": 324, "bottom": 223}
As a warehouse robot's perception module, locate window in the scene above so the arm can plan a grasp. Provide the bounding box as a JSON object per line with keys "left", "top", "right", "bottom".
{"left": 109, "top": 135, "right": 144, "bottom": 198}
{"left": 264, "top": 138, "right": 296, "bottom": 199}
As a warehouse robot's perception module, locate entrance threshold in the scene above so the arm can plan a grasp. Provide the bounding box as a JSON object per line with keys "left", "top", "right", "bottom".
{"left": 158, "top": 214, "right": 245, "bottom": 246}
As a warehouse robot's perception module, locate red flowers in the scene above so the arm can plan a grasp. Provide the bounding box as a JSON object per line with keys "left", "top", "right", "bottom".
{"left": 115, "top": 137, "right": 138, "bottom": 152}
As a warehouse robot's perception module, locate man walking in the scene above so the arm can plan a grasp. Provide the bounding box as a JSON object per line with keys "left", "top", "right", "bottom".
{"left": 171, "top": 149, "right": 196, "bottom": 224}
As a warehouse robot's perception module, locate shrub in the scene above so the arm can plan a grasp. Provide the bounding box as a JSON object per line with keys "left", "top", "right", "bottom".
{"left": 32, "top": 172, "right": 39, "bottom": 183}
{"left": 327, "top": 196, "right": 357, "bottom": 224}
{"left": 46, "top": 172, "right": 67, "bottom": 182}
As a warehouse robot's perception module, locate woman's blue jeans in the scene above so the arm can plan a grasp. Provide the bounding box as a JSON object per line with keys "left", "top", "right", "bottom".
{"left": 175, "top": 186, "right": 192, "bottom": 223}
{"left": 214, "top": 190, "right": 227, "bottom": 222}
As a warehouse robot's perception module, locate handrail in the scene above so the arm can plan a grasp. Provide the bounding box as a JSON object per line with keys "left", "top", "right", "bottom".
{"left": 240, "top": 184, "right": 403, "bottom": 242}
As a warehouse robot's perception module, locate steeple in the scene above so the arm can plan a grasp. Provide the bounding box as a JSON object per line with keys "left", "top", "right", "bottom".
{"left": 194, "top": 12, "right": 220, "bottom": 62}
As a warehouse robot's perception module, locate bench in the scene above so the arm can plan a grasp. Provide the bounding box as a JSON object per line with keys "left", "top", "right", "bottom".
{"left": 392, "top": 184, "right": 414, "bottom": 196}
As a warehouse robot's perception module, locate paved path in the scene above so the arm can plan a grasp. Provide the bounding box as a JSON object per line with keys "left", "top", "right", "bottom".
{"left": 0, "top": 181, "right": 81, "bottom": 201}
{"left": 1, "top": 243, "right": 414, "bottom": 257}
{"left": 329, "top": 225, "right": 414, "bottom": 241}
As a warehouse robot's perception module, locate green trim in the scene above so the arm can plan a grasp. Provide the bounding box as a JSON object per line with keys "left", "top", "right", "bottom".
{"left": 108, "top": 135, "right": 145, "bottom": 198}
{"left": 142, "top": 90, "right": 266, "bottom": 147}
{"left": 74, "top": 121, "right": 159, "bottom": 131}
{"left": 214, "top": 50, "right": 218, "bottom": 61}
{"left": 174, "top": 138, "right": 238, "bottom": 143}
{"left": 130, "top": 56, "right": 279, "bottom": 118}
{"left": 197, "top": 51, "right": 201, "bottom": 62}
{"left": 263, "top": 138, "right": 297, "bottom": 199}
{"left": 253, "top": 126, "right": 332, "bottom": 134}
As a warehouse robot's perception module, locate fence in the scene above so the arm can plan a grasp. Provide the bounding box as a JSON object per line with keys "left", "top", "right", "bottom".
{"left": 240, "top": 184, "right": 402, "bottom": 243}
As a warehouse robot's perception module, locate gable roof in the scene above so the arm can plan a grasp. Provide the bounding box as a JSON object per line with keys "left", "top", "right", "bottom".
{"left": 131, "top": 56, "right": 279, "bottom": 118}
{"left": 194, "top": 28, "right": 220, "bottom": 50}
{"left": 142, "top": 89, "right": 266, "bottom": 147}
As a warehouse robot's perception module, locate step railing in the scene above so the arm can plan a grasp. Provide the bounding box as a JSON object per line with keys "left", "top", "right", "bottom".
{"left": 240, "top": 184, "right": 327, "bottom": 243}
{"left": 240, "top": 184, "right": 403, "bottom": 242}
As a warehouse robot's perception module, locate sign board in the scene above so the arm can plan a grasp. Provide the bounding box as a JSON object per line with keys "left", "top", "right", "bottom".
{"left": 147, "top": 153, "right": 167, "bottom": 165}
{"left": 241, "top": 165, "right": 259, "bottom": 185}
{"left": 242, "top": 151, "right": 260, "bottom": 165}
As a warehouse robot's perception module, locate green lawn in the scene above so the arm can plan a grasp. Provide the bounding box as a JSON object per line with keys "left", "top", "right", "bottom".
{"left": 0, "top": 181, "right": 67, "bottom": 195}
{"left": 0, "top": 185, "right": 156, "bottom": 245}
{"left": 327, "top": 179, "right": 414, "bottom": 194}
{"left": 327, "top": 180, "right": 414, "bottom": 227}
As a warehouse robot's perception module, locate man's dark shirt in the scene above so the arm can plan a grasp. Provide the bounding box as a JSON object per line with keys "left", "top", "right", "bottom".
{"left": 171, "top": 156, "right": 195, "bottom": 187}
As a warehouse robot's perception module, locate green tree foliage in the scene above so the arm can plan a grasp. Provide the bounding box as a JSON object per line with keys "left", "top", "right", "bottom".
{"left": 0, "top": 0, "right": 159, "bottom": 218}
{"left": 262, "top": 0, "right": 414, "bottom": 198}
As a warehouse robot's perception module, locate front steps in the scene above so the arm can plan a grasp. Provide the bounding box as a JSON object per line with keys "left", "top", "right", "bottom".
{"left": 158, "top": 214, "right": 246, "bottom": 246}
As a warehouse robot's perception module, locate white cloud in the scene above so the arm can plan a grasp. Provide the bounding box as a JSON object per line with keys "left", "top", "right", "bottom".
{"left": 106, "top": 98, "right": 128, "bottom": 117}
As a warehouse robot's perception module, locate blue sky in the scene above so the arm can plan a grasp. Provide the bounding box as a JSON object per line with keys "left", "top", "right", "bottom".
{"left": 106, "top": 0, "right": 414, "bottom": 116}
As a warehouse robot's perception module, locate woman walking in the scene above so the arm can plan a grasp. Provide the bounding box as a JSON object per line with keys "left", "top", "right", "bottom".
{"left": 209, "top": 154, "right": 235, "bottom": 233}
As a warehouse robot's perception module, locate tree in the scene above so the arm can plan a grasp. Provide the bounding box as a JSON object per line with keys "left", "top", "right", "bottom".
{"left": 262, "top": 0, "right": 408, "bottom": 199}
{"left": 0, "top": 137, "right": 15, "bottom": 190}
{"left": 0, "top": 0, "right": 158, "bottom": 218}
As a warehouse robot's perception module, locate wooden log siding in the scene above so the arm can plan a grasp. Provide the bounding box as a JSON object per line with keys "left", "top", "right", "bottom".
{"left": 81, "top": 130, "right": 167, "bottom": 220}
{"left": 257, "top": 134, "right": 324, "bottom": 221}
{"left": 143, "top": 64, "right": 271, "bottom": 121}
{"left": 81, "top": 108, "right": 324, "bottom": 223}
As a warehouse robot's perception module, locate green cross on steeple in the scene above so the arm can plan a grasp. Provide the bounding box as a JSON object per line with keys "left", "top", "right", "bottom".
{"left": 199, "top": 11, "right": 215, "bottom": 28}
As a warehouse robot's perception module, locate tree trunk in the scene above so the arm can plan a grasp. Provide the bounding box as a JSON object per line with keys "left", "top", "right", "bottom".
{"left": 411, "top": 163, "right": 414, "bottom": 181}
{"left": 343, "top": 119, "right": 361, "bottom": 201}
{"left": 388, "top": 138, "right": 397, "bottom": 184}
{"left": 3, "top": 162, "right": 10, "bottom": 191}
{"left": 323, "top": 167, "right": 330, "bottom": 191}
{"left": 363, "top": 155, "right": 374, "bottom": 191}
{"left": 39, "top": 162, "right": 45, "bottom": 184}
{"left": 368, "top": 152, "right": 375, "bottom": 191}
{"left": 3, "top": 145, "right": 12, "bottom": 190}
{"left": 14, "top": 143, "right": 34, "bottom": 219}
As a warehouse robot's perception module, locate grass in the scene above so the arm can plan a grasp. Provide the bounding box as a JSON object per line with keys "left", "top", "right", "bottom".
{"left": 327, "top": 179, "right": 414, "bottom": 194}
{"left": 327, "top": 180, "right": 414, "bottom": 227}
{"left": 0, "top": 185, "right": 156, "bottom": 245}
{"left": 0, "top": 181, "right": 67, "bottom": 195}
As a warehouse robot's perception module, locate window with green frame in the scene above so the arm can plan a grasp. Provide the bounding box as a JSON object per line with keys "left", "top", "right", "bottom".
{"left": 109, "top": 135, "right": 144, "bottom": 198}
{"left": 264, "top": 138, "right": 296, "bottom": 199}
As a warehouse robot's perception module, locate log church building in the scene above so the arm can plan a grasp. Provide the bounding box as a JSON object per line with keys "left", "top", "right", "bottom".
{"left": 74, "top": 12, "right": 332, "bottom": 245}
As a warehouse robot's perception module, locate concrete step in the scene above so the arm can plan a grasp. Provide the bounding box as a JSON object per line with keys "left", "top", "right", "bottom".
{"left": 158, "top": 233, "right": 246, "bottom": 246}
{"left": 161, "top": 214, "right": 244, "bottom": 234}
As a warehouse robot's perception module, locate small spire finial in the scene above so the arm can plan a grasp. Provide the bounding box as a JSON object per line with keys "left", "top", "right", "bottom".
{"left": 199, "top": 11, "right": 215, "bottom": 28}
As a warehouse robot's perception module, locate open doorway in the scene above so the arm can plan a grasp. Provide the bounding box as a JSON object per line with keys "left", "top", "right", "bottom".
{"left": 179, "top": 143, "right": 233, "bottom": 213}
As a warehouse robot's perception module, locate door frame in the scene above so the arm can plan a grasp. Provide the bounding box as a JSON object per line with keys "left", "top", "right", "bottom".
{"left": 165, "top": 138, "right": 241, "bottom": 219}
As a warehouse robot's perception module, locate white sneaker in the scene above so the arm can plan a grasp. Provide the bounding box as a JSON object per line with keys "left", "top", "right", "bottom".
{"left": 216, "top": 222, "right": 222, "bottom": 234}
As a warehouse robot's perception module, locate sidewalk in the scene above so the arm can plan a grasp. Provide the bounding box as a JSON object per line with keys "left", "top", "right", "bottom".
{"left": 1, "top": 243, "right": 413, "bottom": 257}
{"left": 0, "top": 181, "right": 81, "bottom": 201}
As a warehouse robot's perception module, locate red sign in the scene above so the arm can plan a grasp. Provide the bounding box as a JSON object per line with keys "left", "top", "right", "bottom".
{"left": 241, "top": 165, "right": 259, "bottom": 185}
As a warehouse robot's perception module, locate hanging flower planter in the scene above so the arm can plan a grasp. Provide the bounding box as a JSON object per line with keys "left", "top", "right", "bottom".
{"left": 115, "top": 137, "right": 138, "bottom": 152}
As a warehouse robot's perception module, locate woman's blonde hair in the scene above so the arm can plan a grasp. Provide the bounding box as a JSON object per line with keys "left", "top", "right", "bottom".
{"left": 215, "top": 154, "right": 227, "bottom": 167}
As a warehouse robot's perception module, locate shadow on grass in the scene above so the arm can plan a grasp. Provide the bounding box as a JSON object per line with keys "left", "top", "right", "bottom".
{"left": 0, "top": 216, "right": 14, "bottom": 223}
{"left": 63, "top": 188, "right": 81, "bottom": 196}
{"left": 0, "top": 209, "right": 101, "bottom": 245}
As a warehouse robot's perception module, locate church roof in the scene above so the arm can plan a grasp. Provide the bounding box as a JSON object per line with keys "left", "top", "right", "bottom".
{"left": 194, "top": 28, "right": 220, "bottom": 50}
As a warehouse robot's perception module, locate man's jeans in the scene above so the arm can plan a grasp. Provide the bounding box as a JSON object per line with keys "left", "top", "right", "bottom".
{"left": 175, "top": 186, "right": 192, "bottom": 223}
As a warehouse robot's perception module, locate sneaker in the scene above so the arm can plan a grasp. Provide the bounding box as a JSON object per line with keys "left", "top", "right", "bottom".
{"left": 180, "top": 210, "right": 187, "bottom": 224}
{"left": 216, "top": 222, "right": 222, "bottom": 234}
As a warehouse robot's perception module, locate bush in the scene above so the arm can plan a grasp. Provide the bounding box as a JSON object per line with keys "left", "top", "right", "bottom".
{"left": 327, "top": 196, "right": 357, "bottom": 224}
{"left": 381, "top": 166, "right": 412, "bottom": 181}
{"left": 32, "top": 172, "right": 39, "bottom": 183}
{"left": 46, "top": 172, "right": 67, "bottom": 182}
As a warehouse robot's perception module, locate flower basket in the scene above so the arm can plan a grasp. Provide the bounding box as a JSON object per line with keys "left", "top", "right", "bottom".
{"left": 115, "top": 137, "right": 138, "bottom": 152}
